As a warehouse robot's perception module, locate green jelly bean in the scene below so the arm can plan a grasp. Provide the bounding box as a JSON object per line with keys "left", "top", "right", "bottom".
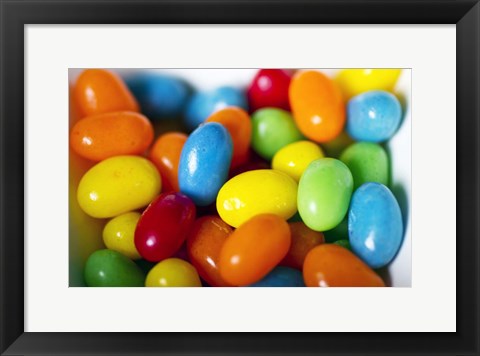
{"left": 84, "top": 249, "right": 145, "bottom": 287}
{"left": 251, "top": 108, "right": 303, "bottom": 160}
{"left": 298, "top": 158, "right": 353, "bottom": 231}
{"left": 340, "top": 142, "right": 389, "bottom": 190}
{"left": 324, "top": 217, "right": 349, "bottom": 243}
{"left": 333, "top": 239, "right": 351, "bottom": 250}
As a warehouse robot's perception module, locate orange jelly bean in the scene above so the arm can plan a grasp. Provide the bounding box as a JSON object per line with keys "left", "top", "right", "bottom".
{"left": 70, "top": 111, "right": 154, "bottom": 161}
{"left": 149, "top": 132, "right": 188, "bottom": 192}
{"left": 219, "top": 214, "right": 291, "bottom": 286}
{"left": 206, "top": 107, "right": 252, "bottom": 168}
{"left": 186, "top": 216, "right": 234, "bottom": 286}
{"left": 281, "top": 222, "right": 324, "bottom": 270}
{"left": 303, "top": 244, "right": 385, "bottom": 287}
{"left": 74, "top": 69, "right": 139, "bottom": 117}
{"left": 289, "top": 71, "right": 345, "bottom": 143}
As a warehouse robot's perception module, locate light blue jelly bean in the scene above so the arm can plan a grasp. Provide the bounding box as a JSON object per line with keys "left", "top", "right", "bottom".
{"left": 184, "top": 86, "right": 248, "bottom": 130}
{"left": 125, "top": 73, "right": 190, "bottom": 120}
{"left": 346, "top": 90, "right": 402, "bottom": 142}
{"left": 178, "top": 122, "right": 233, "bottom": 206}
{"left": 249, "top": 267, "right": 305, "bottom": 287}
{"left": 348, "top": 182, "right": 403, "bottom": 269}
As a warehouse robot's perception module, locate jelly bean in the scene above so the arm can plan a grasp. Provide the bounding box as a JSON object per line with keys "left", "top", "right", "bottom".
{"left": 289, "top": 70, "right": 345, "bottom": 143}
{"left": 217, "top": 169, "right": 298, "bottom": 228}
{"left": 70, "top": 111, "right": 154, "bottom": 162}
{"left": 340, "top": 142, "right": 389, "bottom": 190}
{"left": 84, "top": 249, "right": 145, "bottom": 287}
{"left": 336, "top": 69, "right": 401, "bottom": 99}
{"left": 74, "top": 69, "right": 139, "bottom": 117}
{"left": 186, "top": 216, "right": 234, "bottom": 287}
{"left": 247, "top": 69, "right": 292, "bottom": 112}
{"left": 77, "top": 156, "right": 161, "bottom": 218}
{"left": 272, "top": 140, "right": 324, "bottom": 182}
{"left": 303, "top": 244, "right": 385, "bottom": 287}
{"left": 281, "top": 222, "right": 324, "bottom": 270}
{"left": 206, "top": 107, "right": 252, "bottom": 168}
{"left": 322, "top": 131, "right": 355, "bottom": 158}
{"left": 184, "top": 86, "right": 248, "bottom": 130}
{"left": 178, "top": 122, "right": 233, "bottom": 206}
{"left": 145, "top": 258, "right": 202, "bottom": 287}
{"left": 333, "top": 239, "right": 351, "bottom": 250}
{"left": 251, "top": 108, "right": 304, "bottom": 160}
{"left": 348, "top": 183, "right": 403, "bottom": 268}
{"left": 298, "top": 158, "right": 353, "bottom": 231}
{"left": 249, "top": 267, "right": 305, "bottom": 287}
{"left": 103, "top": 212, "right": 142, "bottom": 260}
{"left": 149, "top": 132, "right": 188, "bottom": 192}
{"left": 347, "top": 90, "right": 402, "bottom": 142}
{"left": 219, "top": 214, "right": 291, "bottom": 286}
{"left": 323, "top": 217, "right": 349, "bottom": 243}
{"left": 125, "top": 73, "right": 190, "bottom": 120}
{"left": 135, "top": 192, "right": 196, "bottom": 262}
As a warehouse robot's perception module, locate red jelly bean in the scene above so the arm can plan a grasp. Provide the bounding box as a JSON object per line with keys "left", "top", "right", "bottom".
{"left": 187, "top": 216, "right": 234, "bottom": 286}
{"left": 247, "top": 69, "right": 292, "bottom": 112}
{"left": 135, "top": 192, "right": 196, "bottom": 262}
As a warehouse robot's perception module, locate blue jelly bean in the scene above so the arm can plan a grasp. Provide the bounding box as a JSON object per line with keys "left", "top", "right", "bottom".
{"left": 184, "top": 86, "right": 248, "bottom": 130}
{"left": 125, "top": 73, "right": 190, "bottom": 120}
{"left": 178, "top": 122, "right": 233, "bottom": 206}
{"left": 346, "top": 90, "right": 402, "bottom": 142}
{"left": 348, "top": 182, "right": 403, "bottom": 268}
{"left": 249, "top": 267, "right": 305, "bottom": 287}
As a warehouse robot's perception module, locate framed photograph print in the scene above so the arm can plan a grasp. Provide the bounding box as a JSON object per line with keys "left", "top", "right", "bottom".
{"left": 1, "top": 0, "right": 479, "bottom": 355}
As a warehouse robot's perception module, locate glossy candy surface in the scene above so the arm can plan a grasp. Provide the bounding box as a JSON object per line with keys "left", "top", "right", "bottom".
{"left": 74, "top": 69, "right": 139, "bottom": 117}
{"left": 126, "top": 73, "right": 190, "bottom": 120}
{"left": 247, "top": 69, "right": 292, "bottom": 112}
{"left": 249, "top": 267, "right": 305, "bottom": 287}
{"left": 348, "top": 183, "right": 403, "bottom": 268}
{"left": 336, "top": 69, "right": 401, "bottom": 99}
{"left": 303, "top": 244, "right": 385, "bottom": 287}
{"left": 70, "top": 111, "right": 154, "bottom": 161}
{"left": 103, "top": 212, "right": 142, "bottom": 260}
{"left": 289, "top": 71, "right": 345, "bottom": 143}
{"left": 84, "top": 249, "right": 145, "bottom": 287}
{"left": 340, "top": 142, "right": 389, "bottom": 190}
{"left": 347, "top": 90, "right": 402, "bottom": 142}
{"left": 206, "top": 107, "right": 252, "bottom": 168}
{"left": 149, "top": 132, "right": 188, "bottom": 192}
{"left": 135, "top": 192, "right": 196, "bottom": 262}
{"left": 77, "top": 156, "right": 161, "bottom": 218}
{"left": 281, "top": 222, "right": 324, "bottom": 270}
{"left": 272, "top": 140, "right": 324, "bottom": 182}
{"left": 145, "top": 258, "right": 202, "bottom": 287}
{"left": 184, "top": 86, "right": 248, "bottom": 130}
{"left": 178, "top": 122, "right": 233, "bottom": 206}
{"left": 217, "top": 169, "right": 298, "bottom": 228}
{"left": 298, "top": 158, "right": 353, "bottom": 231}
{"left": 219, "top": 214, "right": 291, "bottom": 286}
{"left": 187, "top": 216, "right": 233, "bottom": 286}
{"left": 251, "top": 108, "right": 304, "bottom": 160}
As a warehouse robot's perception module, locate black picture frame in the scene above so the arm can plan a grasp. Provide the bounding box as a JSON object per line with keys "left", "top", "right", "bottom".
{"left": 1, "top": 0, "right": 479, "bottom": 355}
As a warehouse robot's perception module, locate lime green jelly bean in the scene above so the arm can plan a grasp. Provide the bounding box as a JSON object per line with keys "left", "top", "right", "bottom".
{"left": 298, "top": 158, "right": 353, "bottom": 231}
{"left": 84, "top": 249, "right": 145, "bottom": 287}
{"left": 340, "top": 142, "right": 389, "bottom": 190}
{"left": 251, "top": 108, "right": 303, "bottom": 160}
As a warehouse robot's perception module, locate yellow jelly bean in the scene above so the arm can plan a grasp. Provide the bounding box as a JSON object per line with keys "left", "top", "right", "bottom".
{"left": 145, "top": 258, "right": 202, "bottom": 287}
{"left": 103, "top": 212, "right": 141, "bottom": 260}
{"left": 271, "top": 141, "right": 324, "bottom": 181}
{"left": 335, "top": 69, "right": 401, "bottom": 99}
{"left": 77, "top": 156, "right": 161, "bottom": 218}
{"left": 217, "top": 169, "right": 297, "bottom": 228}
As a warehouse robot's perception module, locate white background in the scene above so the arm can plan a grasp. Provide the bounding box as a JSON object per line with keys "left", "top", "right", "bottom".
{"left": 25, "top": 25, "right": 455, "bottom": 332}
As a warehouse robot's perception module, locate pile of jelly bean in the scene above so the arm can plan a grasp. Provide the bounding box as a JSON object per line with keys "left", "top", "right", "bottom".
{"left": 71, "top": 68, "right": 405, "bottom": 287}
